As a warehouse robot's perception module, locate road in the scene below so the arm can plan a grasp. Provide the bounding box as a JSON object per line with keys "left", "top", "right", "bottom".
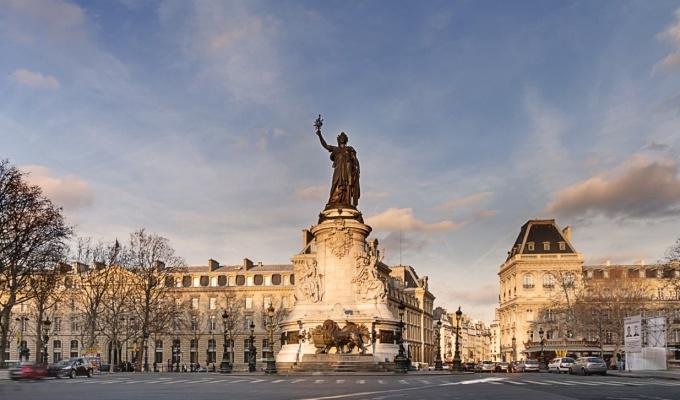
{"left": 2, "top": 371, "right": 679, "bottom": 400}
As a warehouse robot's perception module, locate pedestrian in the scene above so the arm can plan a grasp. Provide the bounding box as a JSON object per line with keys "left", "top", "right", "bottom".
{"left": 167, "top": 359, "right": 172, "bottom": 372}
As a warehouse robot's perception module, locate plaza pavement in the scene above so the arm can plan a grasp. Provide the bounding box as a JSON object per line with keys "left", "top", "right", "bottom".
{"left": 2, "top": 371, "right": 680, "bottom": 400}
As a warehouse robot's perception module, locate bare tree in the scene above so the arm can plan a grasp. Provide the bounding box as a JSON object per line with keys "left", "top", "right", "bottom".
{"left": 27, "top": 266, "right": 64, "bottom": 363}
{"left": 70, "top": 237, "right": 120, "bottom": 349}
{"left": 0, "top": 160, "right": 72, "bottom": 364}
{"left": 122, "top": 229, "right": 185, "bottom": 371}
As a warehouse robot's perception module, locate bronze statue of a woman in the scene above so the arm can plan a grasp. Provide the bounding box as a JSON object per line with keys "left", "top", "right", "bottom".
{"left": 314, "top": 115, "right": 360, "bottom": 209}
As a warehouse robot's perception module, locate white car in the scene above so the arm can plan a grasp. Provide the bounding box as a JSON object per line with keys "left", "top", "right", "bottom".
{"left": 548, "top": 357, "right": 575, "bottom": 373}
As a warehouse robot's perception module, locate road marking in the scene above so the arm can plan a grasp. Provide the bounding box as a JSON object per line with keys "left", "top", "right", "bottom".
{"left": 336, "top": 379, "right": 345, "bottom": 384}
{"left": 565, "top": 380, "right": 598, "bottom": 386}
{"left": 503, "top": 380, "right": 526, "bottom": 385}
{"left": 488, "top": 381, "right": 502, "bottom": 385}
{"left": 271, "top": 379, "right": 286, "bottom": 383}
{"left": 419, "top": 380, "right": 431, "bottom": 384}
{"left": 357, "top": 380, "right": 365, "bottom": 384}
{"left": 521, "top": 380, "right": 550, "bottom": 385}
{"left": 607, "top": 380, "right": 644, "bottom": 386}
{"left": 291, "top": 379, "right": 306, "bottom": 383}
{"left": 460, "top": 377, "right": 506, "bottom": 385}
{"left": 250, "top": 379, "right": 266, "bottom": 383}
{"left": 226, "top": 379, "right": 248, "bottom": 383}
{"left": 377, "top": 380, "right": 385, "bottom": 384}
{"left": 398, "top": 380, "right": 408, "bottom": 384}
{"left": 544, "top": 380, "right": 575, "bottom": 386}
{"left": 314, "top": 379, "right": 325, "bottom": 384}
{"left": 161, "top": 379, "right": 189, "bottom": 384}
{"left": 122, "top": 380, "right": 144, "bottom": 384}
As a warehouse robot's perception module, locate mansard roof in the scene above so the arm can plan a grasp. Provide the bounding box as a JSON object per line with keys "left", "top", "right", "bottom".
{"left": 506, "top": 219, "right": 576, "bottom": 261}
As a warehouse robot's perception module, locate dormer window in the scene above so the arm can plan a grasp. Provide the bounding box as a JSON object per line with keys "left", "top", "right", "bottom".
{"left": 527, "top": 242, "right": 535, "bottom": 251}
{"left": 543, "top": 242, "right": 550, "bottom": 251}
{"left": 558, "top": 241, "right": 566, "bottom": 251}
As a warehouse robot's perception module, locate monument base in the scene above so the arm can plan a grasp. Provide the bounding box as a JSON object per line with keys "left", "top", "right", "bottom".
{"left": 278, "top": 353, "right": 395, "bottom": 374}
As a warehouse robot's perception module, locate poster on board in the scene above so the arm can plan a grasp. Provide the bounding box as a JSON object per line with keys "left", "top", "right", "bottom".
{"left": 624, "top": 315, "right": 642, "bottom": 353}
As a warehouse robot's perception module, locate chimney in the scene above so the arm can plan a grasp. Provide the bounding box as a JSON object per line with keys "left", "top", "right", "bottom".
{"left": 562, "top": 226, "right": 572, "bottom": 241}
{"left": 208, "top": 259, "right": 220, "bottom": 271}
{"left": 153, "top": 260, "right": 166, "bottom": 270}
{"left": 243, "top": 258, "right": 254, "bottom": 270}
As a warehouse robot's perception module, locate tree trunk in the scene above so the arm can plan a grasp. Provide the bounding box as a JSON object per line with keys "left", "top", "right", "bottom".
{"left": 0, "top": 308, "right": 12, "bottom": 364}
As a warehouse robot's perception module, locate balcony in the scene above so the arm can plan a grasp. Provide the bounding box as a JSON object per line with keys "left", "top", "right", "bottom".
{"left": 523, "top": 284, "right": 535, "bottom": 289}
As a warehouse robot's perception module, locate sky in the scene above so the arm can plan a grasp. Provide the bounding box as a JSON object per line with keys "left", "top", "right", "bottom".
{"left": 2, "top": 0, "right": 680, "bottom": 322}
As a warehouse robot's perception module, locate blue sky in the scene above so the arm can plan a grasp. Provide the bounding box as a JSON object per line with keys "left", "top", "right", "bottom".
{"left": 2, "top": 0, "right": 680, "bottom": 321}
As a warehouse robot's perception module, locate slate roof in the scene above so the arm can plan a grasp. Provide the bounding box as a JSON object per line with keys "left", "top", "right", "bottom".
{"left": 506, "top": 219, "right": 576, "bottom": 261}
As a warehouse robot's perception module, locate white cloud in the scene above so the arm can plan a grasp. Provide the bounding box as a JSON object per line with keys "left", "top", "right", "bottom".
{"left": 295, "top": 185, "right": 326, "bottom": 201}
{"left": 9, "top": 68, "right": 60, "bottom": 89}
{"left": 22, "top": 165, "right": 94, "bottom": 210}
{"left": 438, "top": 191, "right": 493, "bottom": 210}
{"left": 654, "top": 8, "right": 680, "bottom": 72}
{"left": 365, "top": 207, "right": 462, "bottom": 232}
{"left": 546, "top": 155, "right": 680, "bottom": 219}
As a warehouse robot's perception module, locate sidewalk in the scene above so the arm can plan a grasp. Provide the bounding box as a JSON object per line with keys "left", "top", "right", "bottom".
{"left": 608, "top": 369, "right": 680, "bottom": 380}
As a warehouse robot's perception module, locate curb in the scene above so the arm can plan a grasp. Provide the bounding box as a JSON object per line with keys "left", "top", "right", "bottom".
{"left": 607, "top": 371, "right": 680, "bottom": 381}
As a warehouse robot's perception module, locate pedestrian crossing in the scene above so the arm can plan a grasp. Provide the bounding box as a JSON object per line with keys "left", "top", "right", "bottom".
{"left": 42, "top": 376, "right": 680, "bottom": 388}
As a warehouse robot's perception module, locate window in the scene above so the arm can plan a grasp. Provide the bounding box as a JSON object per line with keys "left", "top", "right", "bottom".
{"left": 243, "top": 339, "right": 252, "bottom": 363}
{"left": 543, "top": 242, "right": 550, "bottom": 251}
{"left": 155, "top": 341, "right": 163, "bottom": 365}
{"left": 190, "top": 339, "right": 198, "bottom": 363}
{"left": 645, "top": 269, "right": 657, "bottom": 278}
{"left": 559, "top": 242, "right": 566, "bottom": 251}
{"left": 217, "top": 275, "right": 227, "bottom": 286}
{"left": 71, "top": 319, "right": 79, "bottom": 333}
{"left": 593, "top": 270, "right": 604, "bottom": 279}
{"left": 207, "top": 339, "right": 216, "bottom": 363}
{"left": 165, "top": 276, "right": 175, "bottom": 288}
{"left": 209, "top": 297, "right": 217, "bottom": 310}
{"left": 53, "top": 340, "right": 62, "bottom": 363}
{"left": 522, "top": 274, "right": 534, "bottom": 289}
{"left": 526, "top": 309, "right": 534, "bottom": 321}
{"left": 208, "top": 315, "right": 216, "bottom": 331}
{"left": 53, "top": 317, "right": 61, "bottom": 332}
{"left": 200, "top": 276, "right": 209, "bottom": 287}
{"left": 658, "top": 288, "right": 665, "bottom": 300}
{"left": 191, "top": 298, "right": 199, "bottom": 309}
{"left": 262, "top": 338, "right": 272, "bottom": 360}
{"left": 527, "top": 242, "right": 535, "bottom": 251}
{"left": 563, "top": 273, "right": 575, "bottom": 287}
{"left": 253, "top": 274, "right": 264, "bottom": 286}
{"left": 191, "top": 317, "right": 199, "bottom": 331}
{"left": 543, "top": 274, "right": 555, "bottom": 288}
{"left": 628, "top": 269, "right": 639, "bottom": 278}
{"left": 70, "top": 340, "right": 79, "bottom": 358}
{"left": 282, "top": 296, "right": 289, "bottom": 309}
{"left": 245, "top": 297, "right": 253, "bottom": 309}
{"left": 235, "top": 275, "right": 246, "bottom": 286}
{"left": 172, "top": 339, "right": 181, "bottom": 364}
{"left": 272, "top": 274, "right": 282, "bottom": 285}
{"left": 289, "top": 274, "right": 295, "bottom": 285}
{"left": 263, "top": 297, "right": 272, "bottom": 309}
{"left": 244, "top": 317, "right": 253, "bottom": 330}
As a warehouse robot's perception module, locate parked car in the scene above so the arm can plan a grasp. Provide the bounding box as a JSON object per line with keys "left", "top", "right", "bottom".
{"left": 548, "top": 357, "right": 575, "bottom": 374}
{"left": 494, "top": 362, "right": 510, "bottom": 373}
{"left": 475, "top": 360, "right": 495, "bottom": 372}
{"left": 462, "top": 362, "right": 477, "bottom": 372}
{"left": 569, "top": 357, "right": 607, "bottom": 376}
{"left": 9, "top": 361, "right": 48, "bottom": 380}
{"left": 48, "top": 357, "right": 94, "bottom": 379}
{"left": 516, "top": 359, "right": 540, "bottom": 372}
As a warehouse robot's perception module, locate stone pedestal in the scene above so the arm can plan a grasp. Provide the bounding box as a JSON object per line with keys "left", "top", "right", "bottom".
{"left": 276, "top": 208, "right": 400, "bottom": 370}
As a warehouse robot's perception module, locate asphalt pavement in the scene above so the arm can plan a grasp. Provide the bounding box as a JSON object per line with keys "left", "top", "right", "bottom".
{"left": 2, "top": 371, "right": 680, "bottom": 400}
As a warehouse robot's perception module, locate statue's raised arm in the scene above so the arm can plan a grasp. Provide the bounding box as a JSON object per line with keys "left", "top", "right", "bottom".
{"left": 315, "top": 114, "right": 332, "bottom": 152}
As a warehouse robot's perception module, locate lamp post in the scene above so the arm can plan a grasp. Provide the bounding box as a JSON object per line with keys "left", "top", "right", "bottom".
{"left": 265, "top": 304, "right": 277, "bottom": 374}
{"left": 220, "top": 310, "right": 232, "bottom": 373}
{"left": 42, "top": 317, "right": 51, "bottom": 364}
{"left": 15, "top": 316, "right": 29, "bottom": 362}
{"left": 172, "top": 338, "right": 180, "bottom": 372}
{"left": 248, "top": 321, "right": 256, "bottom": 372}
{"left": 539, "top": 327, "right": 546, "bottom": 371}
{"left": 434, "top": 319, "right": 443, "bottom": 371}
{"left": 395, "top": 301, "right": 408, "bottom": 373}
{"left": 453, "top": 306, "right": 462, "bottom": 373}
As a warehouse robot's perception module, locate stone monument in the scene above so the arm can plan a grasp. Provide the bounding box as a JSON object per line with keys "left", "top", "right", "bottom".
{"left": 276, "top": 115, "right": 400, "bottom": 372}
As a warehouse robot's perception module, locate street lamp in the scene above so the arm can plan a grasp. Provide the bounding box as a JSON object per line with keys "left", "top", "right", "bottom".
{"left": 248, "top": 321, "right": 256, "bottom": 372}
{"left": 539, "top": 327, "right": 546, "bottom": 371}
{"left": 15, "top": 316, "right": 29, "bottom": 362}
{"left": 394, "top": 301, "right": 408, "bottom": 373}
{"left": 220, "top": 310, "right": 232, "bottom": 373}
{"left": 265, "top": 304, "right": 277, "bottom": 374}
{"left": 453, "top": 306, "right": 462, "bottom": 373}
{"left": 42, "top": 317, "right": 51, "bottom": 364}
{"left": 434, "top": 319, "right": 443, "bottom": 371}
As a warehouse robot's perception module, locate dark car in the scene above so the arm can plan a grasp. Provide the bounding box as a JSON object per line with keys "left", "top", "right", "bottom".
{"left": 48, "top": 358, "right": 93, "bottom": 379}
{"left": 10, "top": 361, "right": 48, "bottom": 380}
{"left": 462, "top": 362, "right": 477, "bottom": 372}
